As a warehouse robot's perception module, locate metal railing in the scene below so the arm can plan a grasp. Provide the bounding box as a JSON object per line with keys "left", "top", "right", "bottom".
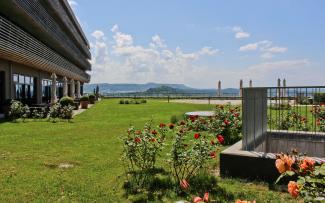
{"left": 101, "top": 92, "right": 241, "bottom": 104}
{"left": 242, "top": 86, "right": 325, "bottom": 154}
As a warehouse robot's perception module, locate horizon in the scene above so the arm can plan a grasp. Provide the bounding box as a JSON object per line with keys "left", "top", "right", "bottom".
{"left": 69, "top": 0, "right": 325, "bottom": 88}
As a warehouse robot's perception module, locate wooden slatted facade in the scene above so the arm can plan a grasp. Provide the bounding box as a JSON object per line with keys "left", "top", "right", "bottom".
{"left": 0, "top": 0, "right": 91, "bottom": 107}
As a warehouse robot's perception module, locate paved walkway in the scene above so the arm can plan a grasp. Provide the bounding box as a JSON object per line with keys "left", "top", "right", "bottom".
{"left": 72, "top": 104, "right": 94, "bottom": 117}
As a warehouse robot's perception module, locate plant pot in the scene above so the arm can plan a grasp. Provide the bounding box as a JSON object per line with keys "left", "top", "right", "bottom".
{"left": 89, "top": 99, "right": 95, "bottom": 104}
{"left": 80, "top": 101, "right": 88, "bottom": 109}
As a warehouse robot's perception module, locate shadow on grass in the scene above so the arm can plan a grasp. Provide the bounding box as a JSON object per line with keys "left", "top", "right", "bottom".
{"left": 123, "top": 169, "right": 236, "bottom": 203}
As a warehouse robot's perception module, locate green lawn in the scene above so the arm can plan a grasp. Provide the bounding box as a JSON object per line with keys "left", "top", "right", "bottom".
{"left": 0, "top": 99, "right": 296, "bottom": 202}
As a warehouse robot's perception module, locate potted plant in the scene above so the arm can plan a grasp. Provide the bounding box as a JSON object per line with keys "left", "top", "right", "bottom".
{"left": 89, "top": 94, "right": 96, "bottom": 104}
{"left": 80, "top": 96, "right": 89, "bottom": 109}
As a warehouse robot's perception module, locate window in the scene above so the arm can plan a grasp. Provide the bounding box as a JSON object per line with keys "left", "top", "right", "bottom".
{"left": 13, "top": 74, "right": 36, "bottom": 104}
{"left": 42, "top": 79, "right": 52, "bottom": 103}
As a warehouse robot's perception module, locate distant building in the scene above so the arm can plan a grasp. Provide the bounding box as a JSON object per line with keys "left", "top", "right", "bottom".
{"left": 0, "top": 0, "right": 91, "bottom": 108}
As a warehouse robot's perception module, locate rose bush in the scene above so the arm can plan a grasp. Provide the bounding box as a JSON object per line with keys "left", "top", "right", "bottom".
{"left": 275, "top": 151, "right": 325, "bottom": 202}
{"left": 208, "top": 105, "right": 242, "bottom": 145}
{"left": 312, "top": 105, "right": 325, "bottom": 132}
{"left": 122, "top": 120, "right": 167, "bottom": 187}
{"left": 169, "top": 122, "right": 223, "bottom": 191}
{"left": 182, "top": 105, "right": 242, "bottom": 145}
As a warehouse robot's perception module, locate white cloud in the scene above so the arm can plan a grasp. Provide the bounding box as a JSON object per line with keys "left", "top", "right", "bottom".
{"left": 89, "top": 25, "right": 220, "bottom": 86}
{"left": 91, "top": 30, "right": 105, "bottom": 40}
{"left": 239, "top": 43, "right": 259, "bottom": 51}
{"left": 264, "top": 46, "right": 288, "bottom": 53}
{"left": 239, "top": 40, "right": 272, "bottom": 52}
{"left": 150, "top": 35, "right": 167, "bottom": 48}
{"left": 232, "top": 26, "right": 250, "bottom": 39}
{"left": 88, "top": 25, "right": 320, "bottom": 88}
{"left": 235, "top": 32, "right": 250, "bottom": 39}
{"left": 110, "top": 24, "right": 119, "bottom": 33}
{"left": 199, "top": 47, "right": 219, "bottom": 55}
{"left": 247, "top": 59, "right": 309, "bottom": 73}
{"left": 239, "top": 40, "right": 287, "bottom": 59}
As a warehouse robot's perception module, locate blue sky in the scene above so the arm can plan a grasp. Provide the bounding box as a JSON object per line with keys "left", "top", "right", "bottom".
{"left": 69, "top": 0, "right": 325, "bottom": 88}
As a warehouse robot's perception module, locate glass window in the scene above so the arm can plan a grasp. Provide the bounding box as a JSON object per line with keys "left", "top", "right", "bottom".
{"left": 25, "top": 76, "right": 31, "bottom": 84}
{"left": 13, "top": 74, "right": 18, "bottom": 82}
{"left": 13, "top": 74, "right": 36, "bottom": 103}
{"left": 19, "top": 75, "right": 24, "bottom": 83}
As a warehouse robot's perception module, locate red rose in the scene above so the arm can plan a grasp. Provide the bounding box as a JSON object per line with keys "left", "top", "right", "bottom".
{"left": 194, "top": 133, "right": 200, "bottom": 139}
{"left": 168, "top": 123, "right": 175, "bottom": 129}
{"left": 151, "top": 130, "right": 157, "bottom": 135}
{"left": 224, "top": 120, "right": 230, "bottom": 125}
{"left": 134, "top": 137, "right": 141, "bottom": 143}
{"left": 210, "top": 151, "right": 216, "bottom": 158}
{"left": 234, "top": 113, "right": 239, "bottom": 117}
{"left": 159, "top": 123, "right": 166, "bottom": 128}
{"left": 217, "top": 135, "right": 224, "bottom": 144}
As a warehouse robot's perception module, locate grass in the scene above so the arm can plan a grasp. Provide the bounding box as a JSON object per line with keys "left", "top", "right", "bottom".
{"left": 0, "top": 99, "right": 297, "bottom": 202}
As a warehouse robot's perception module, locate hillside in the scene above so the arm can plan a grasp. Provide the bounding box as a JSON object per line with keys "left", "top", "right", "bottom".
{"left": 84, "top": 83, "right": 240, "bottom": 96}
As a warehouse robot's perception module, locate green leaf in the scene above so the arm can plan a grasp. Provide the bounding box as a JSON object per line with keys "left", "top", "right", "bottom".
{"left": 319, "top": 164, "right": 325, "bottom": 176}
{"left": 286, "top": 171, "right": 295, "bottom": 176}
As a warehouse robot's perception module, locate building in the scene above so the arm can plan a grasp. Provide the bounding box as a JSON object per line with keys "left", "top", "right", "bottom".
{"left": 0, "top": 0, "right": 91, "bottom": 110}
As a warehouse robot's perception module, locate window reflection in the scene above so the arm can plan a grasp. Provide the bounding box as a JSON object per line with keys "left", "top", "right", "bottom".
{"left": 13, "top": 74, "right": 36, "bottom": 104}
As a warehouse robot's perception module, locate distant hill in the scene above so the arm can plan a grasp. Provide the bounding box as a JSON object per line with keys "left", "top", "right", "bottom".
{"left": 83, "top": 83, "right": 194, "bottom": 93}
{"left": 84, "top": 83, "right": 239, "bottom": 96}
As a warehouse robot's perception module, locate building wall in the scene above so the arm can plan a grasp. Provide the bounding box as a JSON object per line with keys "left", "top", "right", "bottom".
{"left": 0, "top": 58, "right": 73, "bottom": 104}
{"left": 0, "top": 59, "right": 10, "bottom": 100}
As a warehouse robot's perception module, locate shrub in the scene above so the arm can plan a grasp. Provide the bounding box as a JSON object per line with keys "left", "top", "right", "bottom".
{"left": 141, "top": 99, "right": 147, "bottom": 104}
{"left": 311, "top": 105, "right": 325, "bottom": 132}
{"left": 169, "top": 125, "right": 222, "bottom": 191}
{"left": 89, "top": 94, "right": 96, "bottom": 104}
{"left": 59, "top": 96, "right": 74, "bottom": 107}
{"left": 119, "top": 100, "right": 125, "bottom": 104}
{"left": 170, "top": 115, "right": 178, "bottom": 124}
{"left": 80, "top": 95, "right": 89, "bottom": 102}
{"left": 48, "top": 103, "right": 61, "bottom": 122}
{"left": 314, "top": 93, "right": 325, "bottom": 104}
{"left": 31, "top": 108, "right": 46, "bottom": 120}
{"left": 122, "top": 120, "right": 167, "bottom": 188}
{"left": 60, "top": 105, "right": 74, "bottom": 120}
{"left": 9, "top": 100, "right": 23, "bottom": 121}
{"left": 270, "top": 103, "right": 291, "bottom": 110}
{"left": 21, "top": 105, "right": 30, "bottom": 122}
{"left": 208, "top": 105, "right": 242, "bottom": 145}
{"left": 275, "top": 151, "right": 325, "bottom": 201}
{"left": 48, "top": 103, "right": 73, "bottom": 122}
{"left": 124, "top": 100, "right": 129, "bottom": 104}
{"left": 135, "top": 101, "right": 140, "bottom": 104}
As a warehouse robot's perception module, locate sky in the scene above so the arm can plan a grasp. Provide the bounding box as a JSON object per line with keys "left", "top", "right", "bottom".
{"left": 68, "top": 0, "right": 325, "bottom": 88}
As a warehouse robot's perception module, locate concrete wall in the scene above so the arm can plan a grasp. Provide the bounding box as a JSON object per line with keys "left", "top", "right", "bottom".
{"left": 266, "top": 132, "right": 325, "bottom": 158}
{"left": 0, "top": 59, "right": 10, "bottom": 100}
{"left": 242, "top": 88, "right": 268, "bottom": 150}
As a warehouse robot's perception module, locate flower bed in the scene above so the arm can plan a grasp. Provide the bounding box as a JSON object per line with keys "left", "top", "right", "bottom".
{"left": 275, "top": 151, "right": 325, "bottom": 201}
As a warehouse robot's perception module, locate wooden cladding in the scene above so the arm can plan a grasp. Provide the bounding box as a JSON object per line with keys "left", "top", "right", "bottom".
{"left": 12, "top": 0, "right": 91, "bottom": 70}
{"left": 0, "top": 16, "right": 90, "bottom": 82}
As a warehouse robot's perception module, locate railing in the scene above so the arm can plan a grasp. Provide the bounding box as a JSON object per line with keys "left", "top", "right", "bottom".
{"left": 102, "top": 92, "right": 241, "bottom": 104}
{"left": 242, "top": 86, "right": 325, "bottom": 154}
